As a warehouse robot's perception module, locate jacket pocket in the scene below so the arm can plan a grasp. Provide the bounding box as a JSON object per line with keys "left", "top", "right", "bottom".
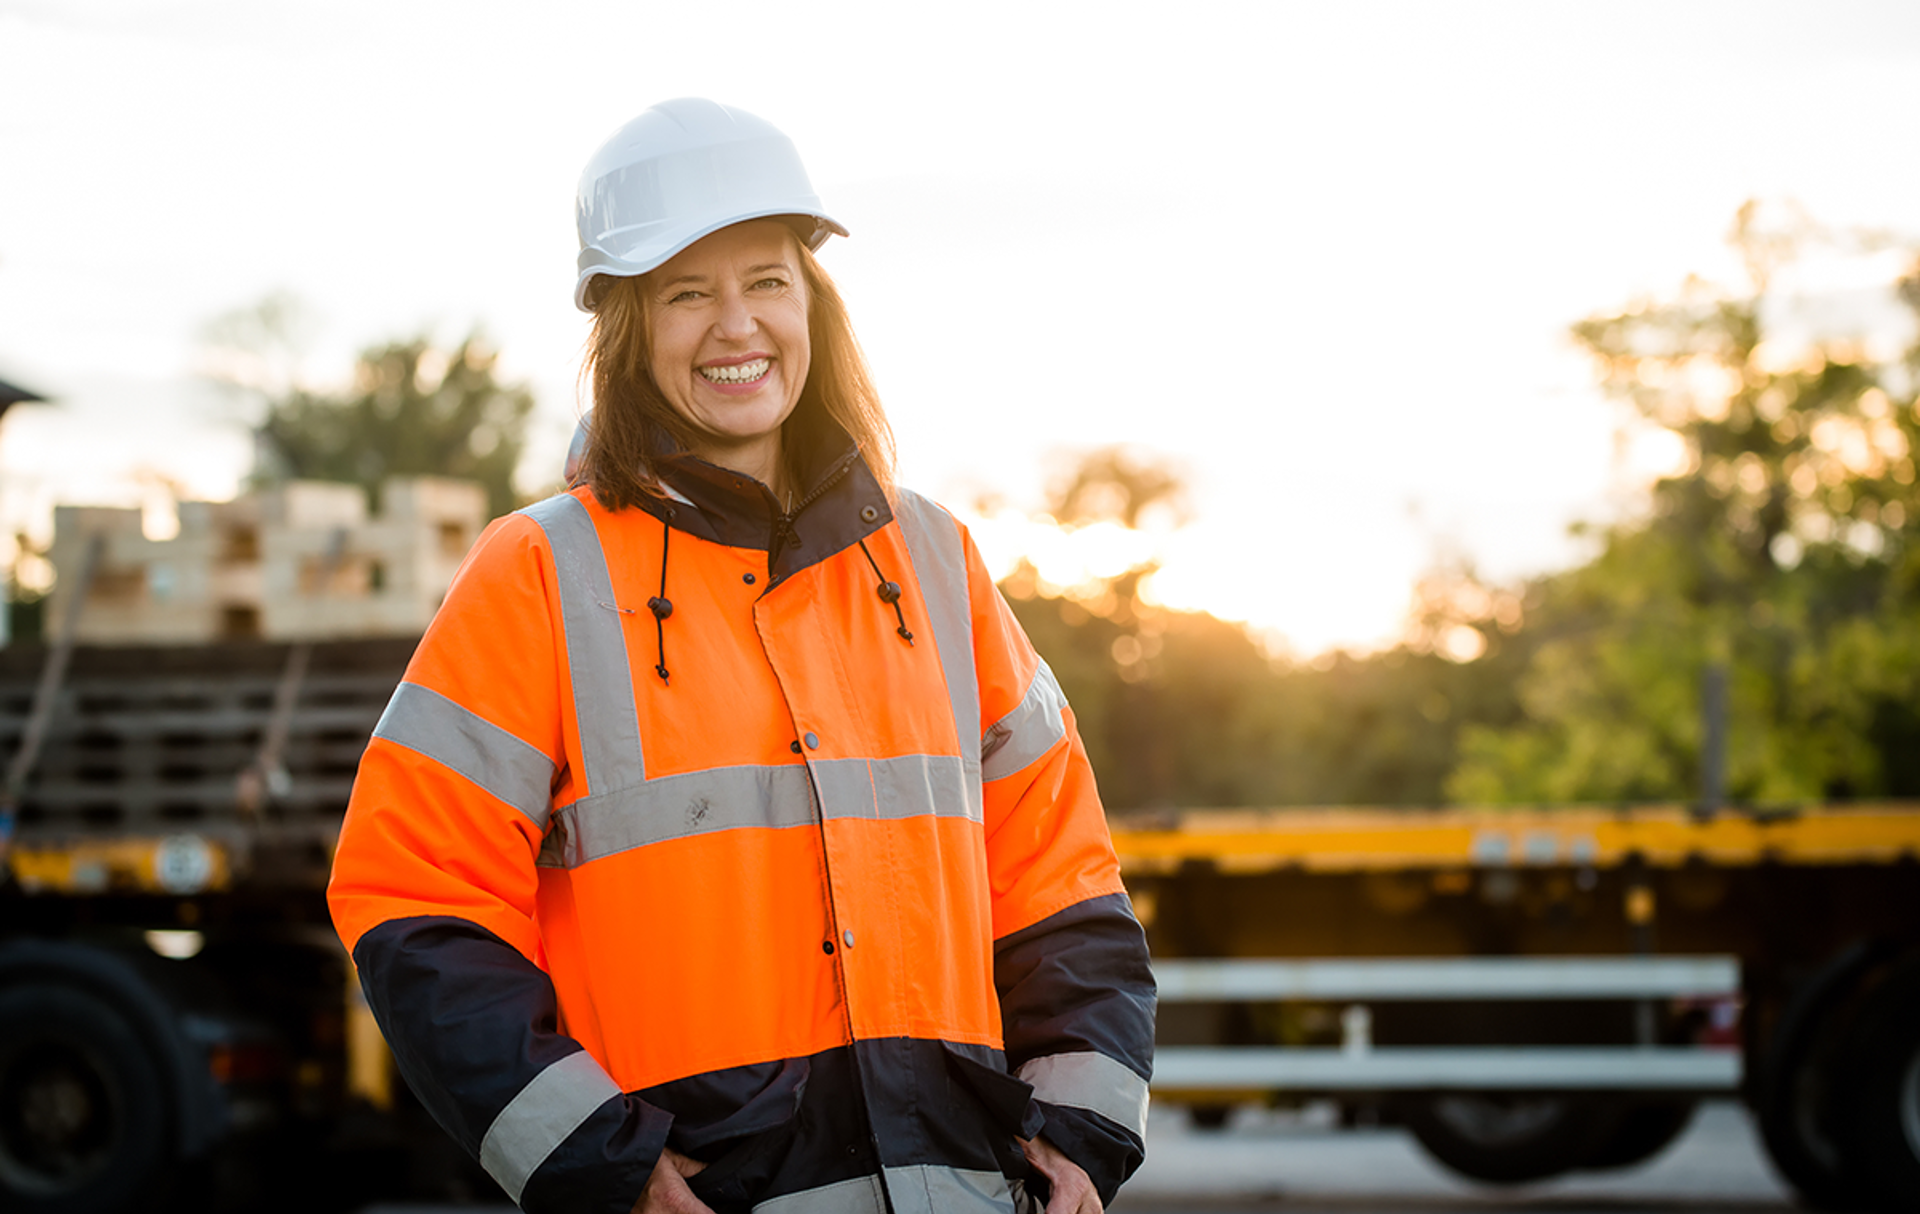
{"left": 669, "top": 1057, "right": 809, "bottom": 1214}
{"left": 684, "top": 1114, "right": 801, "bottom": 1214}
{"left": 668, "top": 1056, "right": 810, "bottom": 1155}
{"left": 942, "top": 1043, "right": 1045, "bottom": 1183}
{"left": 942, "top": 1045, "right": 1043, "bottom": 1138}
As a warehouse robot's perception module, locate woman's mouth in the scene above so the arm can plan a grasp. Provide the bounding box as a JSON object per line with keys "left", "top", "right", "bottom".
{"left": 698, "top": 358, "right": 771, "bottom": 385}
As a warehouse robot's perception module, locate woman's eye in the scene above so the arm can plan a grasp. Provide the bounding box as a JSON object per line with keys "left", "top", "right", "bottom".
{"left": 753, "top": 277, "right": 788, "bottom": 292}
{"left": 668, "top": 289, "right": 702, "bottom": 304}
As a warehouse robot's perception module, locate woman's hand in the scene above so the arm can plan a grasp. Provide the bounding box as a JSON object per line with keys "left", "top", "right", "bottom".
{"left": 1020, "top": 1134, "right": 1102, "bottom": 1214}
{"left": 631, "top": 1146, "right": 713, "bottom": 1214}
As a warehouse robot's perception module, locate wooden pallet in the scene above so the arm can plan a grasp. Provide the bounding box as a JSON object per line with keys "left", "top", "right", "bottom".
{"left": 1, "top": 638, "right": 415, "bottom": 835}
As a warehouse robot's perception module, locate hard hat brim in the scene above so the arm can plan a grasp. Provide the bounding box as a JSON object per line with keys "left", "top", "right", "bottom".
{"left": 574, "top": 208, "right": 848, "bottom": 313}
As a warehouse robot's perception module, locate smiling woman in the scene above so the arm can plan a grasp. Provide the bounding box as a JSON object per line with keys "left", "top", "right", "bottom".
{"left": 631, "top": 223, "right": 813, "bottom": 488}
{"left": 582, "top": 218, "right": 892, "bottom": 515}
{"left": 326, "top": 98, "right": 1156, "bottom": 1214}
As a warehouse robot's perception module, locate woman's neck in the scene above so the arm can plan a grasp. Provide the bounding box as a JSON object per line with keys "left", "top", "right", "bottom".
{"left": 691, "top": 433, "right": 789, "bottom": 505}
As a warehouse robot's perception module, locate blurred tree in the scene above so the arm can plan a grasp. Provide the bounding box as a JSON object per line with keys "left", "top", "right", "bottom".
{"left": 200, "top": 290, "right": 319, "bottom": 402}
{"left": 1001, "top": 449, "right": 1520, "bottom": 810}
{"left": 1449, "top": 204, "right": 1920, "bottom": 804}
{"left": 255, "top": 334, "right": 534, "bottom": 519}
{"left": 4, "top": 530, "right": 50, "bottom": 644}
{"left": 1048, "top": 445, "right": 1191, "bottom": 531}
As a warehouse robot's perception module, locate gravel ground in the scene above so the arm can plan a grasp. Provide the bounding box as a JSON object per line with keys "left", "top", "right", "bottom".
{"left": 356, "top": 1100, "right": 1795, "bottom": 1214}
{"left": 1114, "top": 1099, "right": 1794, "bottom": 1212}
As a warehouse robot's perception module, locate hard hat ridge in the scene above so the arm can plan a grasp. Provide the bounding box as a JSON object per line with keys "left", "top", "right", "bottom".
{"left": 573, "top": 98, "right": 847, "bottom": 313}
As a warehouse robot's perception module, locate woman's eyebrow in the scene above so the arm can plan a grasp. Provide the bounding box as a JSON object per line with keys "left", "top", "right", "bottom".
{"left": 658, "top": 263, "right": 789, "bottom": 290}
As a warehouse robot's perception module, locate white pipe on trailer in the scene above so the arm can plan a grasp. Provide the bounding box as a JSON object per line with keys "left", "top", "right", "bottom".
{"left": 1153, "top": 1045, "right": 1742, "bottom": 1091}
{"left": 1153, "top": 955, "right": 1741, "bottom": 1001}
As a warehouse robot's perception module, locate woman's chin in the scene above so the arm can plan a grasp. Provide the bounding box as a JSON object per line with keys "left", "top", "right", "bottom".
{"left": 684, "top": 394, "right": 799, "bottom": 447}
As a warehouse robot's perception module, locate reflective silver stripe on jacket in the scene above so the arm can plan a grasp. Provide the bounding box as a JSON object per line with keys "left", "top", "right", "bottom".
{"left": 753, "top": 1174, "right": 886, "bottom": 1213}
{"left": 513, "top": 488, "right": 990, "bottom": 870}
{"left": 980, "top": 660, "right": 1068, "bottom": 783}
{"left": 882, "top": 1164, "right": 1015, "bottom": 1214}
{"left": 537, "top": 753, "right": 978, "bottom": 869}
{"left": 819, "top": 753, "right": 980, "bottom": 824}
{"left": 519, "top": 494, "right": 646, "bottom": 793}
{"left": 743, "top": 1167, "right": 1015, "bottom": 1214}
{"left": 1018, "top": 1050, "right": 1150, "bottom": 1139}
{"left": 373, "top": 682, "right": 556, "bottom": 829}
{"left": 477, "top": 1050, "right": 623, "bottom": 1203}
{"left": 893, "top": 490, "right": 982, "bottom": 810}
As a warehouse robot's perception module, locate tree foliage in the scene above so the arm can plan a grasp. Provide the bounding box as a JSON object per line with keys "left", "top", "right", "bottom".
{"left": 253, "top": 333, "right": 534, "bottom": 519}
{"left": 1449, "top": 205, "right": 1920, "bottom": 804}
{"left": 1047, "top": 446, "right": 1191, "bottom": 530}
{"left": 1009, "top": 578, "right": 1522, "bottom": 810}
{"left": 1003, "top": 209, "right": 1920, "bottom": 812}
{"left": 1001, "top": 449, "right": 1521, "bottom": 810}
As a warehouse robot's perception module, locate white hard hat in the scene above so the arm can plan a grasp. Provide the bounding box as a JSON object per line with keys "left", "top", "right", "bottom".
{"left": 573, "top": 98, "right": 847, "bottom": 313}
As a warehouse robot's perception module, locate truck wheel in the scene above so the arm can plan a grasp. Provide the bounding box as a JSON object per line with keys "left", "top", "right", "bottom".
{"left": 1833, "top": 959, "right": 1920, "bottom": 1211}
{"left": 0, "top": 983, "right": 172, "bottom": 1214}
{"left": 1756, "top": 961, "right": 1873, "bottom": 1211}
{"left": 1579, "top": 1099, "right": 1695, "bottom": 1171}
{"left": 1400, "top": 1094, "right": 1621, "bottom": 1185}
{"left": 1186, "top": 1103, "right": 1233, "bottom": 1130}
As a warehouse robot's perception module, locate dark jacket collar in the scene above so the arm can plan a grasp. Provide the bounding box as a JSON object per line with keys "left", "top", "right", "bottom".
{"left": 634, "top": 420, "right": 894, "bottom": 587}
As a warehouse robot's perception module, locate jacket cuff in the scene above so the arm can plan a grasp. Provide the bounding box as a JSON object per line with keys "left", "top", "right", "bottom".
{"left": 1032, "top": 1101, "right": 1144, "bottom": 1209}
{"left": 519, "top": 1093, "right": 673, "bottom": 1214}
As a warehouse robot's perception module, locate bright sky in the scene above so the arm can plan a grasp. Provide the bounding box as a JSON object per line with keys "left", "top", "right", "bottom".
{"left": 4, "top": 0, "right": 1919, "bottom": 654}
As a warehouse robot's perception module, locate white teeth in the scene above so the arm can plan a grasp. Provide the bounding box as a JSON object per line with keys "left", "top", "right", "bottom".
{"left": 699, "top": 359, "right": 770, "bottom": 384}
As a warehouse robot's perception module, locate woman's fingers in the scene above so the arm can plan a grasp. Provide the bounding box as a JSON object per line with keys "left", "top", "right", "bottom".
{"left": 1045, "top": 1169, "right": 1101, "bottom": 1214}
{"left": 1019, "top": 1134, "right": 1103, "bottom": 1214}
{"left": 665, "top": 1147, "right": 709, "bottom": 1178}
{"left": 633, "top": 1147, "right": 715, "bottom": 1214}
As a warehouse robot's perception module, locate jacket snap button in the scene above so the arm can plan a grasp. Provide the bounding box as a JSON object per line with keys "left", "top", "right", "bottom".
{"left": 790, "top": 740, "right": 802, "bottom": 754}
{"left": 842, "top": 929, "right": 855, "bottom": 949}
{"left": 743, "top": 572, "right": 756, "bottom": 585}
{"left": 822, "top": 939, "right": 834, "bottom": 955}
{"left": 860, "top": 505, "right": 878, "bottom": 523}
{"left": 805, "top": 732, "right": 820, "bottom": 750}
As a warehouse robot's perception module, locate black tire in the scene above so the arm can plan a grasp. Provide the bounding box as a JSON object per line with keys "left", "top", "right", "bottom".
{"left": 1400, "top": 1093, "right": 1622, "bottom": 1185}
{"left": 1579, "top": 1099, "right": 1696, "bottom": 1171}
{"left": 0, "top": 982, "right": 173, "bottom": 1214}
{"left": 1757, "top": 967, "right": 1874, "bottom": 1211}
{"left": 1833, "top": 959, "right": 1920, "bottom": 1212}
{"left": 1186, "top": 1103, "right": 1233, "bottom": 1130}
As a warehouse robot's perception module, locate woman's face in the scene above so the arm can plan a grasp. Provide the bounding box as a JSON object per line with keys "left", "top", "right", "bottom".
{"left": 644, "top": 220, "right": 811, "bottom": 470}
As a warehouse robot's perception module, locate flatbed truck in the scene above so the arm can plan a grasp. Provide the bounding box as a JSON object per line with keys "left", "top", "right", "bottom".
{"left": 2, "top": 637, "right": 1918, "bottom": 1211}
{"left": 1116, "top": 805, "right": 1920, "bottom": 1209}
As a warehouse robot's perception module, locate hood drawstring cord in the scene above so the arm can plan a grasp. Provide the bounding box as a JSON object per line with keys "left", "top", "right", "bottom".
{"left": 857, "top": 539, "right": 914, "bottom": 645}
{"left": 646, "top": 473, "right": 891, "bottom": 685}
{"left": 647, "top": 511, "right": 674, "bottom": 684}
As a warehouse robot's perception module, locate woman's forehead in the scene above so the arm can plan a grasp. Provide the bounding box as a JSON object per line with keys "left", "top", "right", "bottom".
{"left": 652, "top": 220, "right": 798, "bottom": 280}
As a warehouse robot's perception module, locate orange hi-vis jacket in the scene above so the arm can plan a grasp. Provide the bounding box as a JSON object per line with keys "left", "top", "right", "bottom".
{"left": 328, "top": 431, "right": 1156, "bottom": 1214}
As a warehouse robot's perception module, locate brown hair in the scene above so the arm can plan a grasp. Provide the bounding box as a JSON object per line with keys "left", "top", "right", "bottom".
{"left": 578, "top": 229, "right": 895, "bottom": 511}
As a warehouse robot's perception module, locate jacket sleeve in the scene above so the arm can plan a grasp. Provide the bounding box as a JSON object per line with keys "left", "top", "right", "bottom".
{"left": 328, "top": 511, "right": 671, "bottom": 1214}
{"left": 960, "top": 522, "right": 1157, "bottom": 1206}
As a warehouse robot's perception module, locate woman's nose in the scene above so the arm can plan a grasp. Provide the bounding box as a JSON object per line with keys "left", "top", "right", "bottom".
{"left": 714, "top": 292, "right": 758, "bottom": 340}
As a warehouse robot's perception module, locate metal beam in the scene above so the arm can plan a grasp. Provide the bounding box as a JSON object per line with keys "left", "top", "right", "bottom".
{"left": 1154, "top": 956, "right": 1740, "bottom": 1002}
{"left": 1153, "top": 1045, "right": 1741, "bottom": 1091}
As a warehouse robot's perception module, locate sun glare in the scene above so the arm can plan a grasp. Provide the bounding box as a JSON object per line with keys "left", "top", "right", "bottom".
{"left": 963, "top": 504, "right": 1421, "bottom": 659}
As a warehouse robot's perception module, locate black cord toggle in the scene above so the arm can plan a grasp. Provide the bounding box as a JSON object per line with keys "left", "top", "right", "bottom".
{"left": 857, "top": 539, "right": 914, "bottom": 645}
{"left": 650, "top": 515, "right": 672, "bottom": 684}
